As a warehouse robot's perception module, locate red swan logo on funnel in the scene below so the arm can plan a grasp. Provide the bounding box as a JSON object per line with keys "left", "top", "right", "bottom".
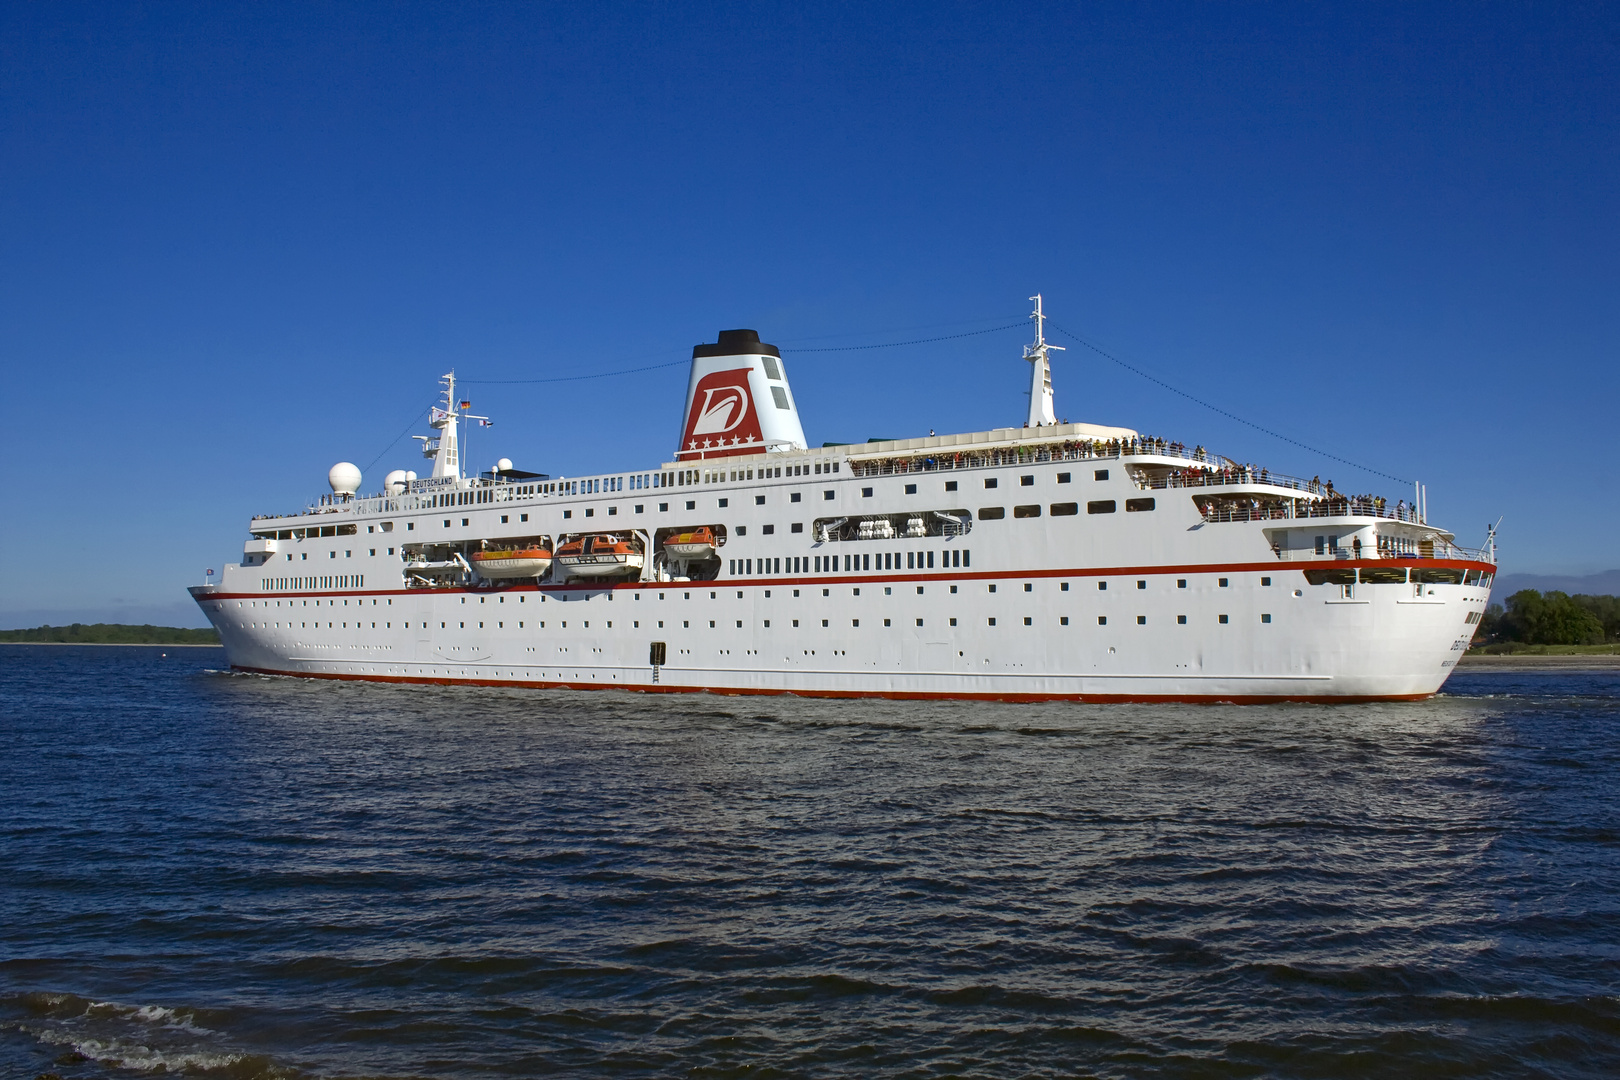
{"left": 677, "top": 368, "right": 763, "bottom": 459}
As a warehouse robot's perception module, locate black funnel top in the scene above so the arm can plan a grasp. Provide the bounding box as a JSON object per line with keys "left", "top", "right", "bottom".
{"left": 693, "top": 328, "right": 780, "bottom": 359}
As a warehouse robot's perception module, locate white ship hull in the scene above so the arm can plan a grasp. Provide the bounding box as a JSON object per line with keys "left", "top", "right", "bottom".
{"left": 194, "top": 450, "right": 1492, "bottom": 702}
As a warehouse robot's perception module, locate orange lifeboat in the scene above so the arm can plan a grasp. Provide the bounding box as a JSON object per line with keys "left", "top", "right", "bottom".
{"left": 663, "top": 526, "right": 718, "bottom": 561}
{"left": 555, "top": 534, "right": 645, "bottom": 578}
{"left": 470, "top": 543, "right": 553, "bottom": 579}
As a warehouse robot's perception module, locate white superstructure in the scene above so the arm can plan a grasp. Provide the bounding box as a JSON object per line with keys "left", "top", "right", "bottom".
{"left": 192, "top": 302, "right": 1497, "bottom": 702}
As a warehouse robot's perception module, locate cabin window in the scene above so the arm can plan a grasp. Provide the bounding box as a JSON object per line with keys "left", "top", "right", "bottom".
{"left": 718, "top": 498, "right": 728, "bottom": 508}
{"left": 862, "top": 488, "right": 873, "bottom": 497}
{"left": 1094, "top": 469, "right": 1109, "bottom": 481}
{"left": 825, "top": 490, "right": 835, "bottom": 500}
{"left": 763, "top": 524, "right": 775, "bottom": 535}
{"left": 756, "top": 495, "right": 766, "bottom": 505}
{"left": 1087, "top": 500, "right": 1116, "bottom": 514}
{"left": 1020, "top": 476, "right": 1034, "bottom": 486}
{"left": 1126, "top": 498, "right": 1155, "bottom": 512}
{"left": 1057, "top": 473, "right": 1071, "bottom": 483}
{"left": 905, "top": 484, "right": 916, "bottom": 494}
{"left": 1051, "top": 502, "right": 1078, "bottom": 516}
{"left": 791, "top": 492, "right": 801, "bottom": 503}
{"left": 791, "top": 522, "right": 803, "bottom": 533}
{"left": 985, "top": 478, "right": 998, "bottom": 489}
{"left": 1013, "top": 505, "right": 1041, "bottom": 518}
{"left": 945, "top": 480, "right": 957, "bottom": 491}
{"left": 979, "top": 507, "right": 1005, "bottom": 520}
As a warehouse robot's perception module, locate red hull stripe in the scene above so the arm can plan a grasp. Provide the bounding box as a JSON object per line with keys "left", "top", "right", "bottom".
{"left": 231, "top": 665, "right": 1433, "bottom": 704}
{"left": 207, "top": 559, "right": 1496, "bottom": 602}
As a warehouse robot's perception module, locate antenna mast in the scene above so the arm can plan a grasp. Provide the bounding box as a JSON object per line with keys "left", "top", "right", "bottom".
{"left": 1024, "top": 294, "right": 1063, "bottom": 427}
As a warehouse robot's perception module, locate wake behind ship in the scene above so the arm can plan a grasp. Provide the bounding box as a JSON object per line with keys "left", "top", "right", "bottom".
{"left": 191, "top": 300, "right": 1497, "bottom": 701}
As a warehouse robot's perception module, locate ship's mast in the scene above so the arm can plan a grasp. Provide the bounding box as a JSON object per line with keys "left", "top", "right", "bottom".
{"left": 430, "top": 371, "right": 461, "bottom": 479}
{"left": 1024, "top": 294, "right": 1063, "bottom": 427}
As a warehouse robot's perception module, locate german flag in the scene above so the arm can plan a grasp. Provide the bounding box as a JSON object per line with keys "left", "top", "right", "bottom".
{"left": 459, "top": 400, "right": 471, "bottom": 409}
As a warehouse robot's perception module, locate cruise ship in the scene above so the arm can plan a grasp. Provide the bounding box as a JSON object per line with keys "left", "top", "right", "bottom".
{"left": 191, "top": 300, "right": 1496, "bottom": 701}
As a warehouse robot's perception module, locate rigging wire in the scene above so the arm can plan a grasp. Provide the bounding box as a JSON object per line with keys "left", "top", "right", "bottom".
{"left": 459, "top": 319, "right": 1031, "bottom": 384}
{"left": 1047, "top": 321, "right": 1411, "bottom": 485}
{"left": 361, "top": 406, "right": 430, "bottom": 476}
{"left": 780, "top": 321, "right": 1027, "bottom": 352}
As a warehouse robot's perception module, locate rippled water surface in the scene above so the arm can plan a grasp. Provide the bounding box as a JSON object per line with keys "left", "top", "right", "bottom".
{"left": 3, "top": 644, "right": 1619, "bottom": 1078}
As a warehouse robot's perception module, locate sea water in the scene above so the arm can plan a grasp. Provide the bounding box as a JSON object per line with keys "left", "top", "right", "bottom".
{"left": 2, "top": 644, "right": 1617, "bottom": 1078}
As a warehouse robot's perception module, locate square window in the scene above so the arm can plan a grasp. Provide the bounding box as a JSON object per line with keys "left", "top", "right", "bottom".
{"left": 822, "top": 619, "right": 829, "bottom": 626}
{"left": 984, "top": 478, "right": 998, "bottom": 489}
{"left": 1177, "top": 615, "right": 1187, "bottom": 624}
{"left": 1024, "top": 583, "right": 1032, "bottom": 592}
{"left": 500, "top": 515, "right": 508, "bottom": 523}
{"left": 1020, "top": 475, "right": 1033, "bottom": 486}
{"left": 791, "top": 522, "right": 803, "bottom": 533}
{"left": 1261, "top": 577, "right": 1271, "bottom": 586}
{"left": 1219, "top": 578, "right": 1229, "bottom": 587}
{"left": 686, "top": 500, "right": 695, "bottom": 510}
{"left": 1057, "top": 472, "right": 1070, "bottom": 483}
{"left": 1177, "top": 579, "right": 1187, "bottom": 588}
{"left": 763, "top": 524, "right": 775, "bottom": 535}
{"left": 945, "top": 480, "right": 958, "bottom": 491}
{"left": 824, "top": 490, "right": 835, "bottom": 500}
{"left": 563, "top": 510, "right": 572, "bottom": 519}
{"left": 1137, "top": 615, "right": 1146, "bottom": 624}
{"left": 791, "top": 492, "right": 801, "bottom": 503}
{"left": 462, "top": 518, "right": 469, "bottom": 526}
{"left": 585, "top": 508, "right": 594, "bottom": 517}
{"left": 905, "top": 483, "right": 916, "bottom": 494}
{"left": 861, "top": 487, "right": 873, "bottom": 497}
{"left": 1024, "top": 616, "right": 1032, "bottom": 625}
{"left": 1060, "top": 616, "right": 1069, "bottom": 625}
{"left": 915, "top": 618, "right": 923, "bottom": 626}
{"left": 950, "top": 617, "right": 957, "bottom": 626}
{"left": 718, "top": 498, "right": 728, "bottom": 508}
{"left": 756, "top": 495, "right": 766, "bottom": 505}
{"left": 521, "top": 513, "right": 529, "bottom": 522}
{"left": 988, "top": 583, "right": 997, "bottom": 593}
{"left": 988, "top": 617, "right": 997, "bottom": 626}
{"left": 1219, "top": 614, "right": 1229, "bottom": 624}
{"left": 884, "top": 618, "right": 891, "bottom": 627}
{"left": 1098, "top": 615, "right": 1107, "bottom": 625}
{"left": 1098, "top": 581, "right": 1107, "bottom": 590}
{"left": 1261, "top": 613, "right": 1272, "bottom": 623}
{"left": 659, "top": 502, "right": 669, "bottom": 511}
{"left": 1094, "top": 469, "right": 1108, "bottom": 480}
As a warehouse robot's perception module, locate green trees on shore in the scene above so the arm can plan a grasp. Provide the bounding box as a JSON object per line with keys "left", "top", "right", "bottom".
{"left": 1478, "top": 591, "right": 1617, "bottom": 646}
{"left": 0, "top": 623, "right": 221, "bottom": 644}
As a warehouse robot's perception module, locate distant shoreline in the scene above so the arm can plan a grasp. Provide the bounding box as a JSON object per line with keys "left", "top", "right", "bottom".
{"left": 1458, "top": 653, "right": 1620, "bottom": 671}
{"left": 0, "top": 641, "right": 223, "bottom": 648}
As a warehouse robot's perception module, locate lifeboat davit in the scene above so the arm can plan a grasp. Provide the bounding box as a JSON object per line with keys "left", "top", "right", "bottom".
{"left": 663, "top": 526, "right": 719, "bottom": 561}
{"left": 471, "top": 545, "right": 553, "bottom": 580}
{"left": 555, "top": 534, "right": 645, "bottom": 578}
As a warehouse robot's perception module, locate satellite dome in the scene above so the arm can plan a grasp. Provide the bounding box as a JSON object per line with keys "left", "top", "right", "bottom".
{"left": 328, "top": 462, "right": 362, "bottom": 494}
{"left": 384, "top": 469, "right": 409, "bottom": 494}
{"left": 497, "top": 457, "right": 513, "bottom": 472}
{"left": 405, "top": 471, "right": 417, "bottom": 481}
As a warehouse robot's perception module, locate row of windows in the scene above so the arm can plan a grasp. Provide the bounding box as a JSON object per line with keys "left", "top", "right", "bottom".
{"left": 261, "top": 575, "right": 363, "bottom": 591}
{"left": 247, "top": 612, "right": 1273, "bottom": 633}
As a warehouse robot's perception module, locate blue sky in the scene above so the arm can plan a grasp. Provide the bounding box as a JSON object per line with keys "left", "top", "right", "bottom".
{"left": 2, "top": 2, "right": 1615, "bottom": 627}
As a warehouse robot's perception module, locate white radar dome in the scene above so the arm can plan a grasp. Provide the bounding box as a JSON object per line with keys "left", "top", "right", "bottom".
{"left": 328, "top": 462, "right": 362, "bottom": 494}
{"left": 384, "top": 469, "right": 409, "bottom": 494}
{"left": 405, "top": 471, "right": 417, "bottom": 481}
{"left": 497, "top": 457, "right": 513, "bottom": 472}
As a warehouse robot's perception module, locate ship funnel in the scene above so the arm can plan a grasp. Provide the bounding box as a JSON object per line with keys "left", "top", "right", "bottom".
{"left": 676, "top": 329, "right": 808, "bottom": 460}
